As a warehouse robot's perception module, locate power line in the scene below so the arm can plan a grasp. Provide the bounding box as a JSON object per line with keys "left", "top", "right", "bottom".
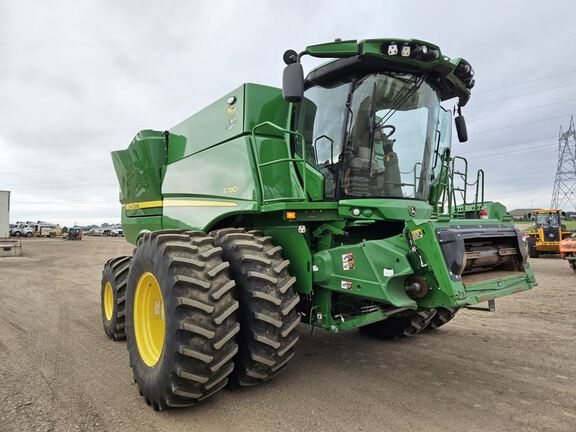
{"left": 0, "top": 161, "right": 111, "bottom": 175}
{"left": 459, "top": 135, "right": 553, "bottom": 155}
{"left": 475, "top": 71, "right": 576, "bottom": 95}
{"left": 471, "top": 32, "right": 576, "bottom": 61}
{"left": 471, "top": 82, "right": 576, "bottom": 108}
{"left": 4, "top": 178, "right": 117, "bottom": 187}
{"left": 471, "top": 115, "right": 566, "bottom": 136}
{"left": 468, "top": 97, "right": 576, "bottom": 122}
{"left": 13, "top": 200, "right": 116, "bottom": 205}
{"left": 0, "top": 158, "right": 110, "bottom": 171}
{"left": 5, "top": 130, "right": 128, "bottom": 145}
{"left": 471, "top": 145, "right": 552, "bottom": 162}
{"left": 464, "top": 138, "right": 551, "bottom": 155}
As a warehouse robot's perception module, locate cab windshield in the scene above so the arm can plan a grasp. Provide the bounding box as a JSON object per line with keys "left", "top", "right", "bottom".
{"left": 298, "top": 72, "right": 442, "bottom": 200}
{"left": 536, "top": 212, "right": 560, "bottom": 227}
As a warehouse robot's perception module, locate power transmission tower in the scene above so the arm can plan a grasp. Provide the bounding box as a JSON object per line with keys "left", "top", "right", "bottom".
{"left": 551, "top": 116, "right": 576, "bottom": 211}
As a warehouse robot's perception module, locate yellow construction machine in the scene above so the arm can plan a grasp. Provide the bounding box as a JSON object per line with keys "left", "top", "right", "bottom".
{"left": 526, "top": 209, "right": 572, "bottom": 258}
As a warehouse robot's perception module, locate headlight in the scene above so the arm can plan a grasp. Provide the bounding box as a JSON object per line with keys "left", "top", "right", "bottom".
{"left": 387, "top": 42, "right": 398, "bottom": 55}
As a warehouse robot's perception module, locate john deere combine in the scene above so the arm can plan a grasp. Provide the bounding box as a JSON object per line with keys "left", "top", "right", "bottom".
{"left": 101, "top": 38, "right": 536, "bottom": 410}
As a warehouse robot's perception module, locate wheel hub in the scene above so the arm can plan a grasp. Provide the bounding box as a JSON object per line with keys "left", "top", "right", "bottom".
{"left": 103, "top": 282, "right": 114, "bottom": 321}
{"left": 134, "top": 272, "right": 165, "bottom": 367}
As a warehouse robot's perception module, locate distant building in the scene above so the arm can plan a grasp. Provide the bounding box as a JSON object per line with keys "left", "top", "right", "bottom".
{"left": 0, "top": 191, "right": 10, "bottom": 237}
{"left": 509, "top": 208, "right": 539, "bottom": 221}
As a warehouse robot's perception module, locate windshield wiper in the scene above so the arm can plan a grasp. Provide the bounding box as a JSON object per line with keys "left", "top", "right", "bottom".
{"left": 380, "top": 72, "right": 415, "bottom": 85}
{"left": 373, "top": 74, "right": 427, "bottom": 131}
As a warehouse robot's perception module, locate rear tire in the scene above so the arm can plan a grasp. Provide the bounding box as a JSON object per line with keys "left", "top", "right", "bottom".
{"left": 426, "top": 307, "right": 458, "bottom": 330}
{"left": 211, "top": 228, "right": 300, "bottom": 387}
{"left": 125, "top": 230, "right": 239, "bottom": 410}
{"left": 101, "top": 256, "right": 131, "bottom": 340}
{"left": 359, "top": 310, "right": 436, "bottom": 339}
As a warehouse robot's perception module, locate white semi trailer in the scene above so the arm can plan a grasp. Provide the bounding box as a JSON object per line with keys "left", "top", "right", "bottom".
{"left": 0, "top": 191, "right": 21, "bottom": 257}
{"left": 0, "top": 191, "right": 10, "bottom": 238}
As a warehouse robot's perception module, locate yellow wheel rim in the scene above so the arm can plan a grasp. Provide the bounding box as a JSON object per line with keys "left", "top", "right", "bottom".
{"left": 134, "top": 272, "right": 165, "bottom": 367}
{"left": 103, "top": 281, "right": 114, "bottom": 321}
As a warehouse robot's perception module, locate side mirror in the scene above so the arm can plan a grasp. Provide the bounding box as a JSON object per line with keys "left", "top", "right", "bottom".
{"left": 527, "top": 212, "right": 532, "bottom": 219}
{"left": 282, "top": 63, "right": 304, "bottom": 103}
{"left": 455, "top": 115, "right": 468, "bottom": 142}
{"left": 562, "top": 211, "right": 566, "bottom": 217}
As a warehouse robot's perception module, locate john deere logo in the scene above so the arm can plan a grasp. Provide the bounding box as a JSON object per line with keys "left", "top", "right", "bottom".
{"left": 409, "top": 206, "right": 417, "bottom": 217}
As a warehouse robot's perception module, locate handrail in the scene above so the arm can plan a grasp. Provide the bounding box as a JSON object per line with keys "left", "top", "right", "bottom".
{"left": 450, "top": 156, "right": 468, "bottom": 217}
{"left": 446, "top": 156, "right": 485, "bottom": 219}
{"left": 413, "top": 162, "right": 422, "bottom": 196}
{"left": 250, "top": 121, "right": 308, "bottom": 203}
{"left": 473, "top": 169, "right": 485, "bottom": 217}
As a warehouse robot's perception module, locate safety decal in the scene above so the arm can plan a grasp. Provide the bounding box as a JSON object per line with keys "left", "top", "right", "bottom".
{"left": 341, "top": 280, "right": 353, "bottom": 290}
{"left": 411, "top": 228, "right": 424, "bottom": 240}
{"left": 342, "top": 253, "right": 355, "bottom": 271}
{"left": 226, "top": 114, "right": 237, "bottom": 130}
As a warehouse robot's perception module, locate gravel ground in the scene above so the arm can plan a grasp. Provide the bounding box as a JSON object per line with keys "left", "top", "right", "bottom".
{"left": 0, "top": 237, "right": 574, "bottom": 432}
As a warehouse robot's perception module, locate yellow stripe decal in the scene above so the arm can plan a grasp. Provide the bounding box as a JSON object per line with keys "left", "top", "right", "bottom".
{"left": 125, "top": 200, "right": 238, "bottom": 210}
{"left": 125, "top": 201, "right": 163, "bottom": 210}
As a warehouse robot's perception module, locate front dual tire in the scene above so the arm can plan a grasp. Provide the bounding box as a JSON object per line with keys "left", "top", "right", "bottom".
{"left": 101, "top": 228, "right": 301, "bottom": 409}
{"left": 125, "top": 230, "right": 240, "bottom": 410}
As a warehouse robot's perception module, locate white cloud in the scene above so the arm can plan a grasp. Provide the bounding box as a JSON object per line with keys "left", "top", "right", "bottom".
{"left": 1, "top": 0, "right": 576, "bottom": 226}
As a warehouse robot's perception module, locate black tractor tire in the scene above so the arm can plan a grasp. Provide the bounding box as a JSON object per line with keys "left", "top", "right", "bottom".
{"left": 101, "top": 256, "right": 131, "bottom": 340}
{"left": 359, "top": 310, "right": 436, "bottom": 340}
{"left": 125, "top": 230, "right": 239, "bottom": 410}
{"left": 211, "top": 228, "right": 300, "bottom": 387}
{"left": 569, "top": 257, "right": 576, "bottom": 273}
{"left": 526, "top": 237, "right": 539, "bottom": 258}
{"left": 426, "top": 307, "right": 458, "bottom": 330}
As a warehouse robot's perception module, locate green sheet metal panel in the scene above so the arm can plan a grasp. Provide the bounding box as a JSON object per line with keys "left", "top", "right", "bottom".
{"left": 168, "top": 86, "right": 246, "bottom": 162}
{"left": 162, "top": 200, "right": 257, "bottom": 232}
{"left": 313, "top": 237, "right": 417, "bottom": 308}
{"left": 161, "top": 136, "right": 259, "bottom": 231}
{"left": 166, "top": 83, "right": 290, "bottom": 164}
{"left": 111, "top": 130, "right": 166, "bottom": 211}
{"left": 162, "top": 136, "right": 258, "bottom": 201}
{"left": 243, "top": 84, "right": 290, "bottom": 133}
{"left": 252, "top": 135, "right": 305, "bottom": 202}
{"left": 122, "top": 213, "right": 163, "bottom": 245}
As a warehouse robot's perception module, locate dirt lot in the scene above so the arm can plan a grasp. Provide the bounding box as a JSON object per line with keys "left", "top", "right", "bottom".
{"left": 0, "top": 237, "right": 574, "bottom": 432}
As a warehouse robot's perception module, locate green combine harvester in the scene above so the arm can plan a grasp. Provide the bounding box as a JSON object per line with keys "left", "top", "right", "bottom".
{"left": 101, "top": 38, "right": 537, "bottom": 410}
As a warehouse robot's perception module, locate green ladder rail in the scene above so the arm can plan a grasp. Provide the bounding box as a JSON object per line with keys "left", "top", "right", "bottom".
{"left": 250, "top": 121, "right": 308, "bottom": 204}
{"left": 450, "top": 156, "right": 468, "bottom": 218}
{"left": 448, "top": 156, "right": 485, "bottom": 219}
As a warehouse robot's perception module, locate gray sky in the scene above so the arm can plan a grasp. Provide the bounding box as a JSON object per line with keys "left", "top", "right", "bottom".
{"left": 1, "top": 0, "right": 576, "bottom": 226}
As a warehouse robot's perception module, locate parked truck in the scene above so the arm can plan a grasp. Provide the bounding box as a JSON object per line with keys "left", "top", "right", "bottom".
{"left": 100, "top": 38, "right": 536, "bottom": 410}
